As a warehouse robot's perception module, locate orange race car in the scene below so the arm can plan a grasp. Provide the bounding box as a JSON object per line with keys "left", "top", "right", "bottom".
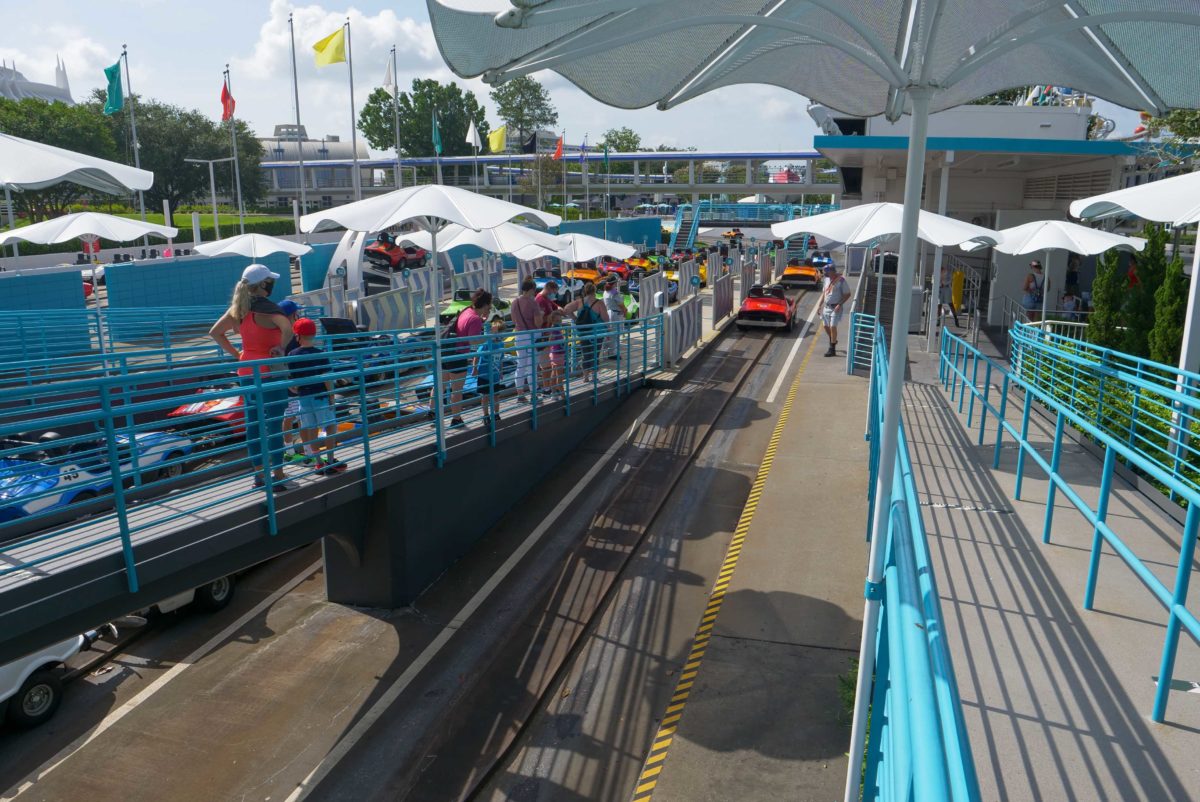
{"left": 779, "top": 257, "right": 823, "bottom": 288}
{"left": 562, "top": 262, "right": 608, "bottom": 285}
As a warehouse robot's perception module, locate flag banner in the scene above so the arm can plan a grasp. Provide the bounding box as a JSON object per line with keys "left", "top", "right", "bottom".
{"left": 383, "top": 59, "right": 395, "bottom": 95}
{"left": 466, "top": 119, "right": 482, "bottom": 149}
{"left": 312, "top": 27, "right": 347, "bottom": 66}
{"left": 488, "top": 125, "right": 507, "bottom": 153}
{"left": 220, "top": 81, "right": 236, "bottom": 122}
{"left": 579, "top": 136, "right": 588, "bottom": 165}
{"left": 521, "top": 132, "right": 538, "bottom": 154}
{"left": 552, "top": 136, "right": 563, "bottom": 161}
{"left": 432, "top": 110, "right": 443, "bottom": 155}
{"left": 103, "top": 60, "right": 123, "bottom": 115}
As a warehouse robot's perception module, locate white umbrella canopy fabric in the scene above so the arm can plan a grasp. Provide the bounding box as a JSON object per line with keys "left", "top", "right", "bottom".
{"left": 964, "top": 219, "right": 1144, "bottom": 321}
{"left": 299, "top": 184, "right": 560, "bottom": 234}
{"left": 1070, "top": 170, "right": 1200, "bottom": 226}
{"left": 0, "top": 132, "right": 153, "bottom": 193}
{"left": 194, "top": 233, "right": 312, "bottom": 259}
{"left": 0, "top": 211, "right": 176, "bottom": 247}
{"left": 398, "top": 221, "right": 564, "bottom": 255}
{"left": 518, "top": 232, "right": 637, "bottom": 263}
{"left": 772, "top": 203, "right": 996, "bottom": 248}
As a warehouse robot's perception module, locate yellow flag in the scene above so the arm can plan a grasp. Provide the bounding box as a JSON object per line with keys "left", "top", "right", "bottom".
{"left": 312, "top": 27, "right": 346, "bottom": 67}
{"left": 487, "top": 125, "right": 507, "bottom": 153}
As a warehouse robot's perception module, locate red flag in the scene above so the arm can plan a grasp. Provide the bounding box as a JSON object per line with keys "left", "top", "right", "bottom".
{"left": 220, "top": 82, "right": 236, "bottom": 122}
{"left": 552, "top": 136, "right": 563, "bottom": 161}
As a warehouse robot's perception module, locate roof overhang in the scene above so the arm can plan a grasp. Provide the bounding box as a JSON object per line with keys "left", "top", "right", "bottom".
{"left": 815, "top": 135, "right": 1138, "bottom": 175}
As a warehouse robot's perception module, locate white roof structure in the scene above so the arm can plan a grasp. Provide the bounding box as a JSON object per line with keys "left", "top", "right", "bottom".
{"left": 429, "top": 2, "right": 1200, "bottom": 119}
{"left": 194, "top": 233, "right": 312, "bottom": 259}
{"left": 0, "top": 132, "right": 153, "bottom": 194}
{"left": 1071, "top": 171, "right": 1200, "bottom": 226}
{"left": 0, "top": 212, "right": 176, "bottom": 247}
{"left": 772, "top": 203, "right": 996, "bottom": 248}
{"left": 968, "top": 219, "right": 1144, "bottom": 257}
{"left": 516, "top": 232, "right": 637, "bottom": 262}
{"left": 399, "top": 221, "right": 564, "bottom": 255}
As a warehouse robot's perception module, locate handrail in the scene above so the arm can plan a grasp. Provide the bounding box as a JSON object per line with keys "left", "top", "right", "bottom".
{"left": 0, "top": 315, "right": 664, "bottom": 595}
{"left": 941, "top": 327, "right": 1200, "bottom": 722}
{"left": 850, "top": 311, "right": 979, "bottom": 802}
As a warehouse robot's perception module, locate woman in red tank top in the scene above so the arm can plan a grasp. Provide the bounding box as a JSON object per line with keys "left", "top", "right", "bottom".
{"left": 209, "top": 264, "right": 296, "bottom": 491}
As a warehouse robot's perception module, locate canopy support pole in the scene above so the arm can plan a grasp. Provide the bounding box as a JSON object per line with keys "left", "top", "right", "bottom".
{"left": 1040, "top": 247, "right": 1052, "bottom": 324}
{"left": 1178, "top": 232, "right": 1200, "bottom": 375}
{"left": 4, "top": 187, "right": 18, "bottom": 258}
{"left": 926, "top": 152, "right": 953, "bottom": 352}
{"left": 432, "top": 224, "right": 446, "bottom": 462}
{"left": 845, "top": 85, "right": 931, "bottom": 802}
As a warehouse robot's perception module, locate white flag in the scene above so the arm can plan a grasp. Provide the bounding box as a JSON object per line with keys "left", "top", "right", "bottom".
{"left": 466, "top": 119, "right": 482, "bottom": 150}
{"left": 383, "top": 59, "right": 395, "bottom": 97}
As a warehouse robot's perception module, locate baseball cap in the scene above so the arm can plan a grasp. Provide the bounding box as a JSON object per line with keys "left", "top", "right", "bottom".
{"left": 278, "top": 299, "right": 300, "bottom": 317}
{"left": 822, "top": 264, "right": 836, "bottom": 273}
{"left": 293, "top": 317, "right": 317, "bottom": 337}
{"left": 241, "top": 263, "right": 280, "bottom": 284}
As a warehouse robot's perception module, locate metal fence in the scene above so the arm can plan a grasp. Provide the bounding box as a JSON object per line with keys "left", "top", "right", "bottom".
{"left": 0, "top": 316, "right": 664, "bottom": 595}
{"left": 942, "top": 323, "right": 1200, "bottom": 723}
{"left": 852, "top": 311, "right": 980, "bottom": 802}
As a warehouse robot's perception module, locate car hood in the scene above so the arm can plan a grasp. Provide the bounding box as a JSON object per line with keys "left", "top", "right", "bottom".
{"left": 0, "top": 458, "right": 57, "bottom": 502}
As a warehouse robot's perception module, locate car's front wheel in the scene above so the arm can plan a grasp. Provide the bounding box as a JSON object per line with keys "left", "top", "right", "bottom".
{"left": 157, "top": 453, "right": 185, "bottom": 481}
{"left": 7, "top": 670, "right": 63, "bottom": 728}
{"left": 193, "top": 575, "right": 235, "bottom": 612}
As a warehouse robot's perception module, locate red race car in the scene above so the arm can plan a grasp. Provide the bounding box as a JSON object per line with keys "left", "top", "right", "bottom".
{"left": 598, "top": 259, "right": 630, "bottom": 280}
{"left": 736, "top": 283, "right": 798, "bottom": 332}
{"left": 83, "top": 281, "right": 94, "bottom": 299}
{"left": 364, "top": 233, "right": 428, "bottom": 270}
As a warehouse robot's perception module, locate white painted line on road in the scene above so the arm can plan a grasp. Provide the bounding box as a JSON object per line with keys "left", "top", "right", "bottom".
{"left": 285, "top": 388, "right": 675, "bottom": 802}
{"left": 766, "top": 299, "right": 821, "bottom": 404}
{"left": 3, "top": 560, "right": 323, "bottom": 801}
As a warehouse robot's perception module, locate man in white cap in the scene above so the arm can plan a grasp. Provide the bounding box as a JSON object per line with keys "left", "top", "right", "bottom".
{"left": 820, "top": 262, "right": 850, "bottom": 357}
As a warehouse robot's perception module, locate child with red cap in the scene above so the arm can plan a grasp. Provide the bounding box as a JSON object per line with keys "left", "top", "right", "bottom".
{"left": 287, "top": 318, "right": 346, "bottom": 475}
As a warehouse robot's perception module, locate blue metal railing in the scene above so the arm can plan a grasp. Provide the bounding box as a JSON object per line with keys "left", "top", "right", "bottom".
{"left": 853, "top": 312, "right": 979, "bottom": 802}
{"left": 941, "top": 324, "right": 1200, "bottom": 723}
{"left": 0, "top": 315, "right": 663, "bottom": 594}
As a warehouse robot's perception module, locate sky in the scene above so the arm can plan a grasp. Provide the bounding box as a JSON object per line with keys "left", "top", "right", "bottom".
{"left": 1, "top": 0, "right": 1143, "bottom": 157}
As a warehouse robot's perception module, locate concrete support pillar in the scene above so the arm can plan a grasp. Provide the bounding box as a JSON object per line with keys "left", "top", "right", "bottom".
{"left": 688, "top": 160, "right": 695, "bottom": 185}
{"left": 926, "top": 152, "right": 954, "bottom": 352}
{"left": 745, "top": 159, "right": 753, "bottom": 185}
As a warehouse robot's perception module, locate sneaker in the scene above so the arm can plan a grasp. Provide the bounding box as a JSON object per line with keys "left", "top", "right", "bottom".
{"left": 284, "top": 452, "right": 315, "bottom": 465}
{"left": 450, "top": 416, "right": 465, "bottom": 428}
{"left": 318, "top": 459, "right": 348, "bottom": 476}
{"left": 491, "top": 410, "right": 502, "bottom": 421}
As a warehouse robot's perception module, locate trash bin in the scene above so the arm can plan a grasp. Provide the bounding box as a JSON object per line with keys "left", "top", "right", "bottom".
{"left": 908, "top": 286, "right": 924, "bottom": 333}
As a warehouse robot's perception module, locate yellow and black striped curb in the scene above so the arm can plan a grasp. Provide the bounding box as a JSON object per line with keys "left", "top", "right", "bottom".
{"left": 631, "top": 332, "right": 819, "bottom": 801}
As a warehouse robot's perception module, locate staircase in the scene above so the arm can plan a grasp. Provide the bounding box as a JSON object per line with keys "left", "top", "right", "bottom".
{"left": 668, "top": 203, "right": 701, "bottom": 252}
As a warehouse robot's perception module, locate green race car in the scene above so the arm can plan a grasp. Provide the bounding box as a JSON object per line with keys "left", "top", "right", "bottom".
{"left": 438, "top": 288, "right": 511, "bottom": 325}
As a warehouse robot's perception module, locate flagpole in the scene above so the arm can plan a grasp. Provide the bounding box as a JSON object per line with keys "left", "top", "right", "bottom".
{"left": 606, "top": 146, "right": 612, "bottom": 239}
{"left": 344, "top": 18, "right": 362, "bottom": 201}
{"left": 583, "top": 134, "right": 589, "bottom": 221}
{"left": 288, "top": 13, "right": 308, "bottom": 217}
{"left": 224, "top": 65, "right": 246, "bottom": 235}
{"left": 434, "top": 107, "right": 443, "bottom": 185}
{"left": 562, "top": 129, "right": 567, "bottom": 213}
{"left": 121, "top": 45, "right": 148, "bottom": 246}
{"left": 390, "top": 46, "right": 402, "bottom": 189}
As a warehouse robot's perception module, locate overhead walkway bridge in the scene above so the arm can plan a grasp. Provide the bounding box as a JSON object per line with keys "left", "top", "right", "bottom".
{"left": 0, "top": 317, "right": 663, "bottom": 664}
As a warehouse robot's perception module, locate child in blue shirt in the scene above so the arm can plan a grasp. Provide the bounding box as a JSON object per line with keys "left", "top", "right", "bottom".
{"left": 474, "top": 317, "right": 506, "bottom": 422}
{"left": 287, "top": 318, "right": 346, "bottom": 476}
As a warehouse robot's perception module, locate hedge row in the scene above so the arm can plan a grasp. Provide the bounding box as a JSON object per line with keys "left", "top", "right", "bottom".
{"left": 7, "top": 218, "right": 300, "bottom": 258}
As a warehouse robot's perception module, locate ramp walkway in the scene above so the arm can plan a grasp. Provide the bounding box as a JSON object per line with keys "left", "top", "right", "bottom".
{"left": 908, "top": 330, "right": 1199, "bottom": 800}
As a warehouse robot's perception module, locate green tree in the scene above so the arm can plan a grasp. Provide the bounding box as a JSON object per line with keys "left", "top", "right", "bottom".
{"left": 599, "top": 126, "right": 641, "bottom": 174}
{"left": 0, "top": 97, "right": 118, "bottom": 220}
{"left": 1122, "top": 224, "right": 1169, "bottom": 358}
{"left": 490, "top": 76, "right": 558, "bottom": 146}
{"left": 360, "top": 79, "right": 488, "bottom": 158}
{"left": 1087, "top": 250, "right": 1126, "bottom": 351}
{"left": 1149, "top": 251, "right": 1188, "bottom": 365}
{"left": 1152, "top": 110, "right": 1200, "bottom": 140}
{"left": 84, "top": 90, "right": 265, "bottom": 220}
{"left": 969, "top": 87, "right": 1030, "bottom": 105}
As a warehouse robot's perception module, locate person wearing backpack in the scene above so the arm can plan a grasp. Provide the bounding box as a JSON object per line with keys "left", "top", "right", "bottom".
{"left": 442, "top": 289, "right": 491, "bottom": 428}
{"left": 564, "top": 281, "right": 609, "bottom": 382}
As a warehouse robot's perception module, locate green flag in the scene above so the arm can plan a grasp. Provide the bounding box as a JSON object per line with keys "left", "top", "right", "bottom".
{"left": 431, "top": 109, "right": 442, "bottom": 156}
{"left": 103, "top": 60, "right": 123, "bottom": 116}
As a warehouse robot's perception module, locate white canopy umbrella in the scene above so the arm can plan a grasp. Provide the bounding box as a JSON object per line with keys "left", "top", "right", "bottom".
{"left": 0, "top": 132, "right": 153, "bottom": 194}
{"left": 516, "top": 232, "right": 636, "bottom": 263}
{"left": 1072, "top": 172, "right": 1200, "bottom": 379}
{"left": 430, "top": 3, "right": 1200, "bottom": 777}
{"left": 194, "top": 232, "right": 312, "bottom": 259}
{"left": 300, "top": 184, "right": 560, "bottom": 457}
{"left": 0, "top": 211, "right": 176, "bottom": 247}
{"left": 398, "top": 220, "right": 564, "bottom": 256}
{"left": 965, "top": 219, "right": 1144, "bottom": 323}
{"left": 772, "top": 202, "right": 996, "bottom": 249}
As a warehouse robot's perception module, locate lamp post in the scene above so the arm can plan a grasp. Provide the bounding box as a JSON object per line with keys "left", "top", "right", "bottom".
{"left": 184, "top": 156, "right": 236, "bottom": 240}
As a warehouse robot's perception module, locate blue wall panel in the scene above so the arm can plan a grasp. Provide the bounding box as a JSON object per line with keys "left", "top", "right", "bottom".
{"left": 0, "top": 269, "right": 87, "bottom": 311}
{"left": 301, "top": 243, "right": 337, "bottom": 291}
{"left": 0, "top": 270, "right": 90, "bottom": 360}
{"left": 105, "top": 253, "right": 293, "bottom": 309}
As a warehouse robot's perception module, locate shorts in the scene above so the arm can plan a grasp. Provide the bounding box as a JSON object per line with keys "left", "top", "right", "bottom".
{"left": 822, "top": 306, "right": 843, "bottom": 328}
{"left": 297, "top": 395, "right": 334, "bottom": 430}
{"left": 285, "top": 397, "right": 301, "bottom": 417}
{"left": 1021, "top": 294, "right": 1041, "bottom": 311}
{"left": 549, "top": 348, "right": 565, "bottom": 367}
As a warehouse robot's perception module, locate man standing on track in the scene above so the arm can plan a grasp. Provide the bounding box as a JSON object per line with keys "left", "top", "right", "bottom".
{"left": 820, "top": 263, "right": 850, "bottom": 357}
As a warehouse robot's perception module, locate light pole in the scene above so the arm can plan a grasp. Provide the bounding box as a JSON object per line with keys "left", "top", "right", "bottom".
{"left": 184, "top": 156, "right": 236, "bottom": 240}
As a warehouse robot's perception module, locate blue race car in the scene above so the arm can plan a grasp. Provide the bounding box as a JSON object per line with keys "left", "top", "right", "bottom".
{"left": 626, "top": 269, "right": 679, "bottom": 304}
{"left": 0, "top": 431, "right": 194, "bottom": 525}
{"left": 532, "top": 267, "right": 581, "bottom": 304}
